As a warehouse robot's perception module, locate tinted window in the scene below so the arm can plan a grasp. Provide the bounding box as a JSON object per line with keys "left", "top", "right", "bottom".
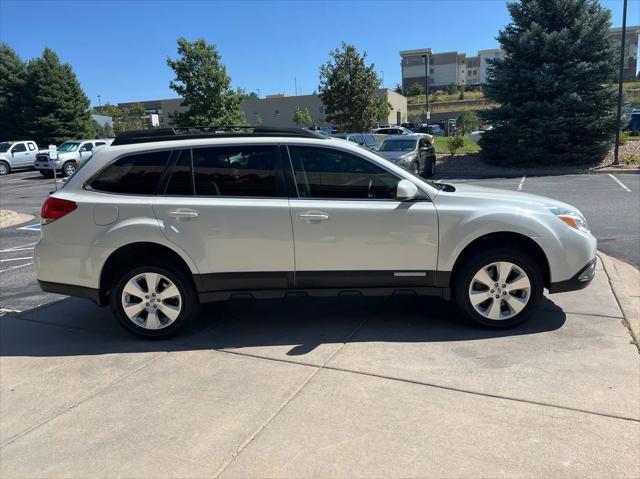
{"left": 192, "top": 145, "right": 279, "bottom": 197}
{"left": 12, "top": 143, "right": 26, "bottom": 153}
{"left": 288, "top": 146, "right": 399, "bottom": 200}
{"left": 90, "top": 150, "right": 171, "bottom": 194}
{"left": 81, "top": 143, "right": 93, "bottom": 151}
{"left": 95, "top": 142, "right": 107, "bottom": 147}
{"left": 364, "top": 134, "right": 377, "bottom": 147}
{"left": 165, "top": 150, "right": 194, "bottom": 195}
{"left": 27, "top": 142, "right": 36, "bottom": 151}
{"left": 349, "top": 135, "right": 365, "bottom": 145}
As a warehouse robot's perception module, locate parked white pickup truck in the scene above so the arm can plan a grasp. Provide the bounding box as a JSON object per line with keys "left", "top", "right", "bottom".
{"left": 0, "top": 140, "right": 40, "bottom": 175}
{"left": 34, "top": 139, "right": 110, "bottom": 177}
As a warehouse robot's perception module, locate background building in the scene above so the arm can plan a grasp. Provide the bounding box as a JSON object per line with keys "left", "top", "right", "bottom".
{"left": 240, "top": 89, "right": 407, "bottom": 128}
{"left": 117, "top": 98, "right": 186, "bottom": 127}
{"left": 401, "top": 26, "right": 639, "bottom": 92}
{"left": 118, "top": 90, "right": 406, "bottom": 128}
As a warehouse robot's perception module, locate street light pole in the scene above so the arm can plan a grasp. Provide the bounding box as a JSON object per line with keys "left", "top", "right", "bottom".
{"left": 613, "top": 0, "right": 628, "bottom": 165}
{"left": 97, "top": 94, "right": 101, "bottom": 107}
{"left": 422, "top": 54, "right": 430, "bottom": 128}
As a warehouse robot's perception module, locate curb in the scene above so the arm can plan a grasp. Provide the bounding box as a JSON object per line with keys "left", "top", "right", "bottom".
{"left": 598, "top": 251, "right": 640, "bottom": 352}
{"left": 0, "top": 211, "right": 35, "bottom": 229}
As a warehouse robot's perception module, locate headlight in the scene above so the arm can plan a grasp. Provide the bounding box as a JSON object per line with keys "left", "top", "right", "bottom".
{"left": 548, "top": 207, "right": 589, "bottom": 233}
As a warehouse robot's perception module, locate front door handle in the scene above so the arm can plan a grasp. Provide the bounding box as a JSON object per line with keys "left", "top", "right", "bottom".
{"left": 167, "top": 209, "right": 199, "bottom": 219}
{"left": 296, "top": 211, "right": 330, "bottom": 222}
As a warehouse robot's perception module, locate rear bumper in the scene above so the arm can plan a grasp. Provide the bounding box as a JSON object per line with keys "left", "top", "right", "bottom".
{"left": 37, "top": 280, "right": 104, "bottom": 305}
{"left": 547, "top": 258, "right": 597, "bottom": 294}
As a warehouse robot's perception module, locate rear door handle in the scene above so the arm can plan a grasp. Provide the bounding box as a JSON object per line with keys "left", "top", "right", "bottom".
{"left": 296, "top": 211, "right": 329, "bottom": 222}
{"left": 167, "top": 209, "right": 199, "bottom": 219}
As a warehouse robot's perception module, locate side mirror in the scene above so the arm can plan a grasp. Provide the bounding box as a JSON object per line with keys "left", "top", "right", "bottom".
{"left": 395, "top": 179, "right": 419, "bottom": 201}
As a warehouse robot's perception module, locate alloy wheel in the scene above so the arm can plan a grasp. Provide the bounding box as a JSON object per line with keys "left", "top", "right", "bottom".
{"left": 0, "top": 163, "right": 8, "bottom": 175}
{"left": 121, "top": 272, "right": 182, "bottom": 330}
{"left": 64, "top": 163, "right": 76, "bottom": 176}
{"left": 468, "top": 261, "right": 531, "bottom": 320}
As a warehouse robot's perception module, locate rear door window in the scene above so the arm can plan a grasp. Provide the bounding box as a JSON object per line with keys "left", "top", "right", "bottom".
{"left": 192, "top": 145, "right": 280, "bottom": 197}
{"left": 165, "top": 150, "right": 194, "bottom": 196}
{"left": 89, "top": 150, "right": 171, "bottom": 194}
{"left": 27, "top": 142, "right": 36, "bottom": 151}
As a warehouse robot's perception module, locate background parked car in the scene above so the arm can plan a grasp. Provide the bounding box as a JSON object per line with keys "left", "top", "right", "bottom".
{"left": 414, "top": 124, "right": 445, "bottom": 136}
{"left": 377, "top": 134, "right": 436, "bottom": 177}
{"left": 0, "top": 140, "right": 39, "bottom": 175}
{"left": 372, "top": 126, "right": 415, "bottom": 136}
{"left": 34, "top": 139, "right": 109, "bottom": 177}
{"left": 332, "top": 133, "right": 379, "bottom": 150}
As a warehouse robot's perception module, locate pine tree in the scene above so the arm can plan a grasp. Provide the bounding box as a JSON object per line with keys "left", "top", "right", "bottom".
{"left": 0, "top": 44, "right": 27, "bottom": 140}
{"left": 319, "top": 42, "right": 389, "bottom": 132}
{"left": 23, "top": 48, "right": 94, "bottom": 145}
{"left": 479, "top": 0, "right": 618, "bottom": 165}
{"left": 167, "top": 38, "right": 246, "bottom": 127}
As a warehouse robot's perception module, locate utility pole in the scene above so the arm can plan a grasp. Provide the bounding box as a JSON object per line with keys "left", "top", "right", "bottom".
{"left": 422, "top": 54, "right": 430, "bottom": 128}
{"left": 294, "top": 77, "right": 298, "bottom": 96}
{"left": 97, "top": 94, "right": 101, "bottom": 107}
{"left": 613, "top": 0, "right": 628, "bottom": 165}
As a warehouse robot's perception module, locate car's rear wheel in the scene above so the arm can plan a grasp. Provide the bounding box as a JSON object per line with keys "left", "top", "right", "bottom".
{"left": 454, "top": 249, "right": 543, "bottom": 328}
{"left": 111, "top": 264, "right": 198, "bottom": 338}
{"left": 425, "top": 158, "right": 435, "bottom": 177}
{"left": 0, "top": 161, "right": 10, "bottom": 175}
{"left": 62, "top": 162, "right": 76, "bottom": 177}
{"left": 412, "top": 161, "right": 420, "bottom": 175}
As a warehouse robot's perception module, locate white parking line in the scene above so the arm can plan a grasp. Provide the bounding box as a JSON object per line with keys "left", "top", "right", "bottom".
{"left": 0, "top": 242, "right": 37, "bottom": 253}
{"left": 517, "top": 175, "right": 526, "bottom": 191}
{"left": 0, "top": 257, "right": 33, "bottom": 262}
{"left": 607, "top": 174, "right": 632, "bottom": 192}
{"left": 0, "top": 262, "right": 33, "bottom": 273}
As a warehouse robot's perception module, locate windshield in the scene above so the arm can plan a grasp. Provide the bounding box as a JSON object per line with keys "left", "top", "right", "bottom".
{"left": 58, "top": 142, "right": 80, "bottom": 152}
{"left": 379, "top": 139, "right": 417, "bottom": 152}
{"left": 0, "top": 142, "right": 11, "bottom": 153}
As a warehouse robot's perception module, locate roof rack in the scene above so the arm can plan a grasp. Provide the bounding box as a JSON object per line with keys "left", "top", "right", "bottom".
{"left": 111, "top": 125, "right": 327, "bottom": 146}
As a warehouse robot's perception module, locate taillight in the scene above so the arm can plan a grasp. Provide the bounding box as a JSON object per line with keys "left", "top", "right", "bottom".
{"left": 41, "top": 197, "right": 77, "bottom": 224}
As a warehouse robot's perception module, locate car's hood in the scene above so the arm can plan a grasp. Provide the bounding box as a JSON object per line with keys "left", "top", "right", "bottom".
{"left": 379, "top": 151, "right": 415, "bottom": 160}
{"left": 440, "top": 182, "right": 579, "bottom": 212}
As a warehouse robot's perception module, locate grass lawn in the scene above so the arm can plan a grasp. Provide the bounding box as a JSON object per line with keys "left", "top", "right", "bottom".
{"left": 433, "top": 135, "right": 481, "bottom": 155}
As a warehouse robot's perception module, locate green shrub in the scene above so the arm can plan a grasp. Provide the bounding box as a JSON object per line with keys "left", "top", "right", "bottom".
{"left": 619, "top": 131, "right": 630, "bottom": 145}
{"left": 620, "top": 153, "right": 640, "bottom": 165}
{"left": 447, "top": 135, "right": 465, "bottom": 156}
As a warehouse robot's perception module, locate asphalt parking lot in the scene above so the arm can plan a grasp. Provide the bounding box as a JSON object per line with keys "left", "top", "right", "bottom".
{"left": 1, "top": 169, "right": 639, "bottom": 477}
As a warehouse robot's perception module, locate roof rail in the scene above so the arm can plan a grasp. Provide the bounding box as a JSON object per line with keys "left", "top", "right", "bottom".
{"left": 111, "top": 125, "right": 327, "bottom": 146}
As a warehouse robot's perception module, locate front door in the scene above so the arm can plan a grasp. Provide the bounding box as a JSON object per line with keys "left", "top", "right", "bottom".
{"left": 286, "top": 145, "right": 439, "bottom": 289}
{"left": 153, "top": 145, "right": 295, "bottom": 292}
{"left": 11, "top": 143, "right": 31, "bottom": 167}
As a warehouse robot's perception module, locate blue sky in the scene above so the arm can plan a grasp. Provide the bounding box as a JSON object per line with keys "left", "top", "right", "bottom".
{"left": 1, "top": 0, "right": 638, "bottom": 107}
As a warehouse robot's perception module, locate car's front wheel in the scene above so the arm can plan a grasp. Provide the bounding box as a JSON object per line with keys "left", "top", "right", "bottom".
{"left": 454, "top": 249, "right": 543, "bottom": 328}
{"left": 0, "top": 161, "right": 10, "bottom": 175}
{"left": 111, "top": 264, "right": 198, "bottom": 338}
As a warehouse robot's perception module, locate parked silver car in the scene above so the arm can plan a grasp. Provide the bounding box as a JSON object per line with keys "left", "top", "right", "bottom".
{"left": 332, "top": 133, "right": 378, "bottom": 150}
{"left": 0, "top": 140, "right": 39, "bottom": 175}
{"left": 34, "top": 139, "right": 110, "bottom": 177}
{"left": 377, "top": 135, "right": 436, "bottom": 177}
{"left": 34, "top": 127, "right": 596, "bottom": 338}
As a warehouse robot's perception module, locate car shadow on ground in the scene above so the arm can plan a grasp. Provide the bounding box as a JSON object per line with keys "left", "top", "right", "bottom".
{"left": 0, "top": 295, "right": 566, "bottom": 358}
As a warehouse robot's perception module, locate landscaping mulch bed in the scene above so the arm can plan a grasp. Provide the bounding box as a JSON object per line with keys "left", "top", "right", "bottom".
{"left": 436, "top": 140, "right": 640, "bottom": 177}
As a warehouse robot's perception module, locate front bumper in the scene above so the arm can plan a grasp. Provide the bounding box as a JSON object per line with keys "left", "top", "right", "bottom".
{"left": 548, "top": 258, "right": 597, "bottom": 293}
{"left": 34, "top": 160, "right": 62, "bottom": 171}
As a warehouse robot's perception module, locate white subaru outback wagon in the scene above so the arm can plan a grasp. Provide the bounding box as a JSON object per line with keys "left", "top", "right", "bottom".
{"left": 34, "top": 127, "right": 596, "bottom": 338}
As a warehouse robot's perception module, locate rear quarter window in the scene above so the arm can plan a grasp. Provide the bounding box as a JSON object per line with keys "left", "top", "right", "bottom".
{"left": 89, "top": 150, "right": 171, "bottom": 194}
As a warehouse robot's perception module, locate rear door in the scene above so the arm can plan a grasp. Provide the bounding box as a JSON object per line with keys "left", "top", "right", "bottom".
{"left": 153, "top": 144, "right": 295, "bottom": 291}
{"left": 26, "top": 142, "right": 38, "bottom": 163}
{"left": 286, "top": 144, "right": 439, "bottom": 289}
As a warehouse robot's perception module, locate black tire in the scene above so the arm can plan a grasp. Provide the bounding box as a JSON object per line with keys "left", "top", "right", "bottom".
{"left": 61, "top": 161, "right": 76, "bottom": 177}
{"left": 40, "top": 170, "right": 53, "bottom": 178}
{"left": 110, "top": 262, "right": 199, "bottom": 339}
{"left": 0, "top": 161, "right": 10, "bottom": 176}
{"left": 412, "top": 161, "right": 421, "bottom": 176}
{"left": 453, "top": 248, "right": 543, "bottom": 328}
{"left": 424, "top": 158, "right": 435, "bottom": 177}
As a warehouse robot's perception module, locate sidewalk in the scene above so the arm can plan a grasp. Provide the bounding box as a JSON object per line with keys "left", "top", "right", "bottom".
{"left": 1, "top": 255, "right": 638, "bottom": 478}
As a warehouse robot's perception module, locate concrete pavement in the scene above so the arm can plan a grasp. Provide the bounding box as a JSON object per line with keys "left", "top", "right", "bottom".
{"left": 1, "top": 256, "right": 638, "bottom": 478}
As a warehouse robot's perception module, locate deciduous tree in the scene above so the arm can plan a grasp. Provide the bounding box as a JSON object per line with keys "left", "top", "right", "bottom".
{"left": 167, "top": 38, "right": 246, "bottom": 127}
{"left": 318, "top": 42, "right": 389, "bottom": 131}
